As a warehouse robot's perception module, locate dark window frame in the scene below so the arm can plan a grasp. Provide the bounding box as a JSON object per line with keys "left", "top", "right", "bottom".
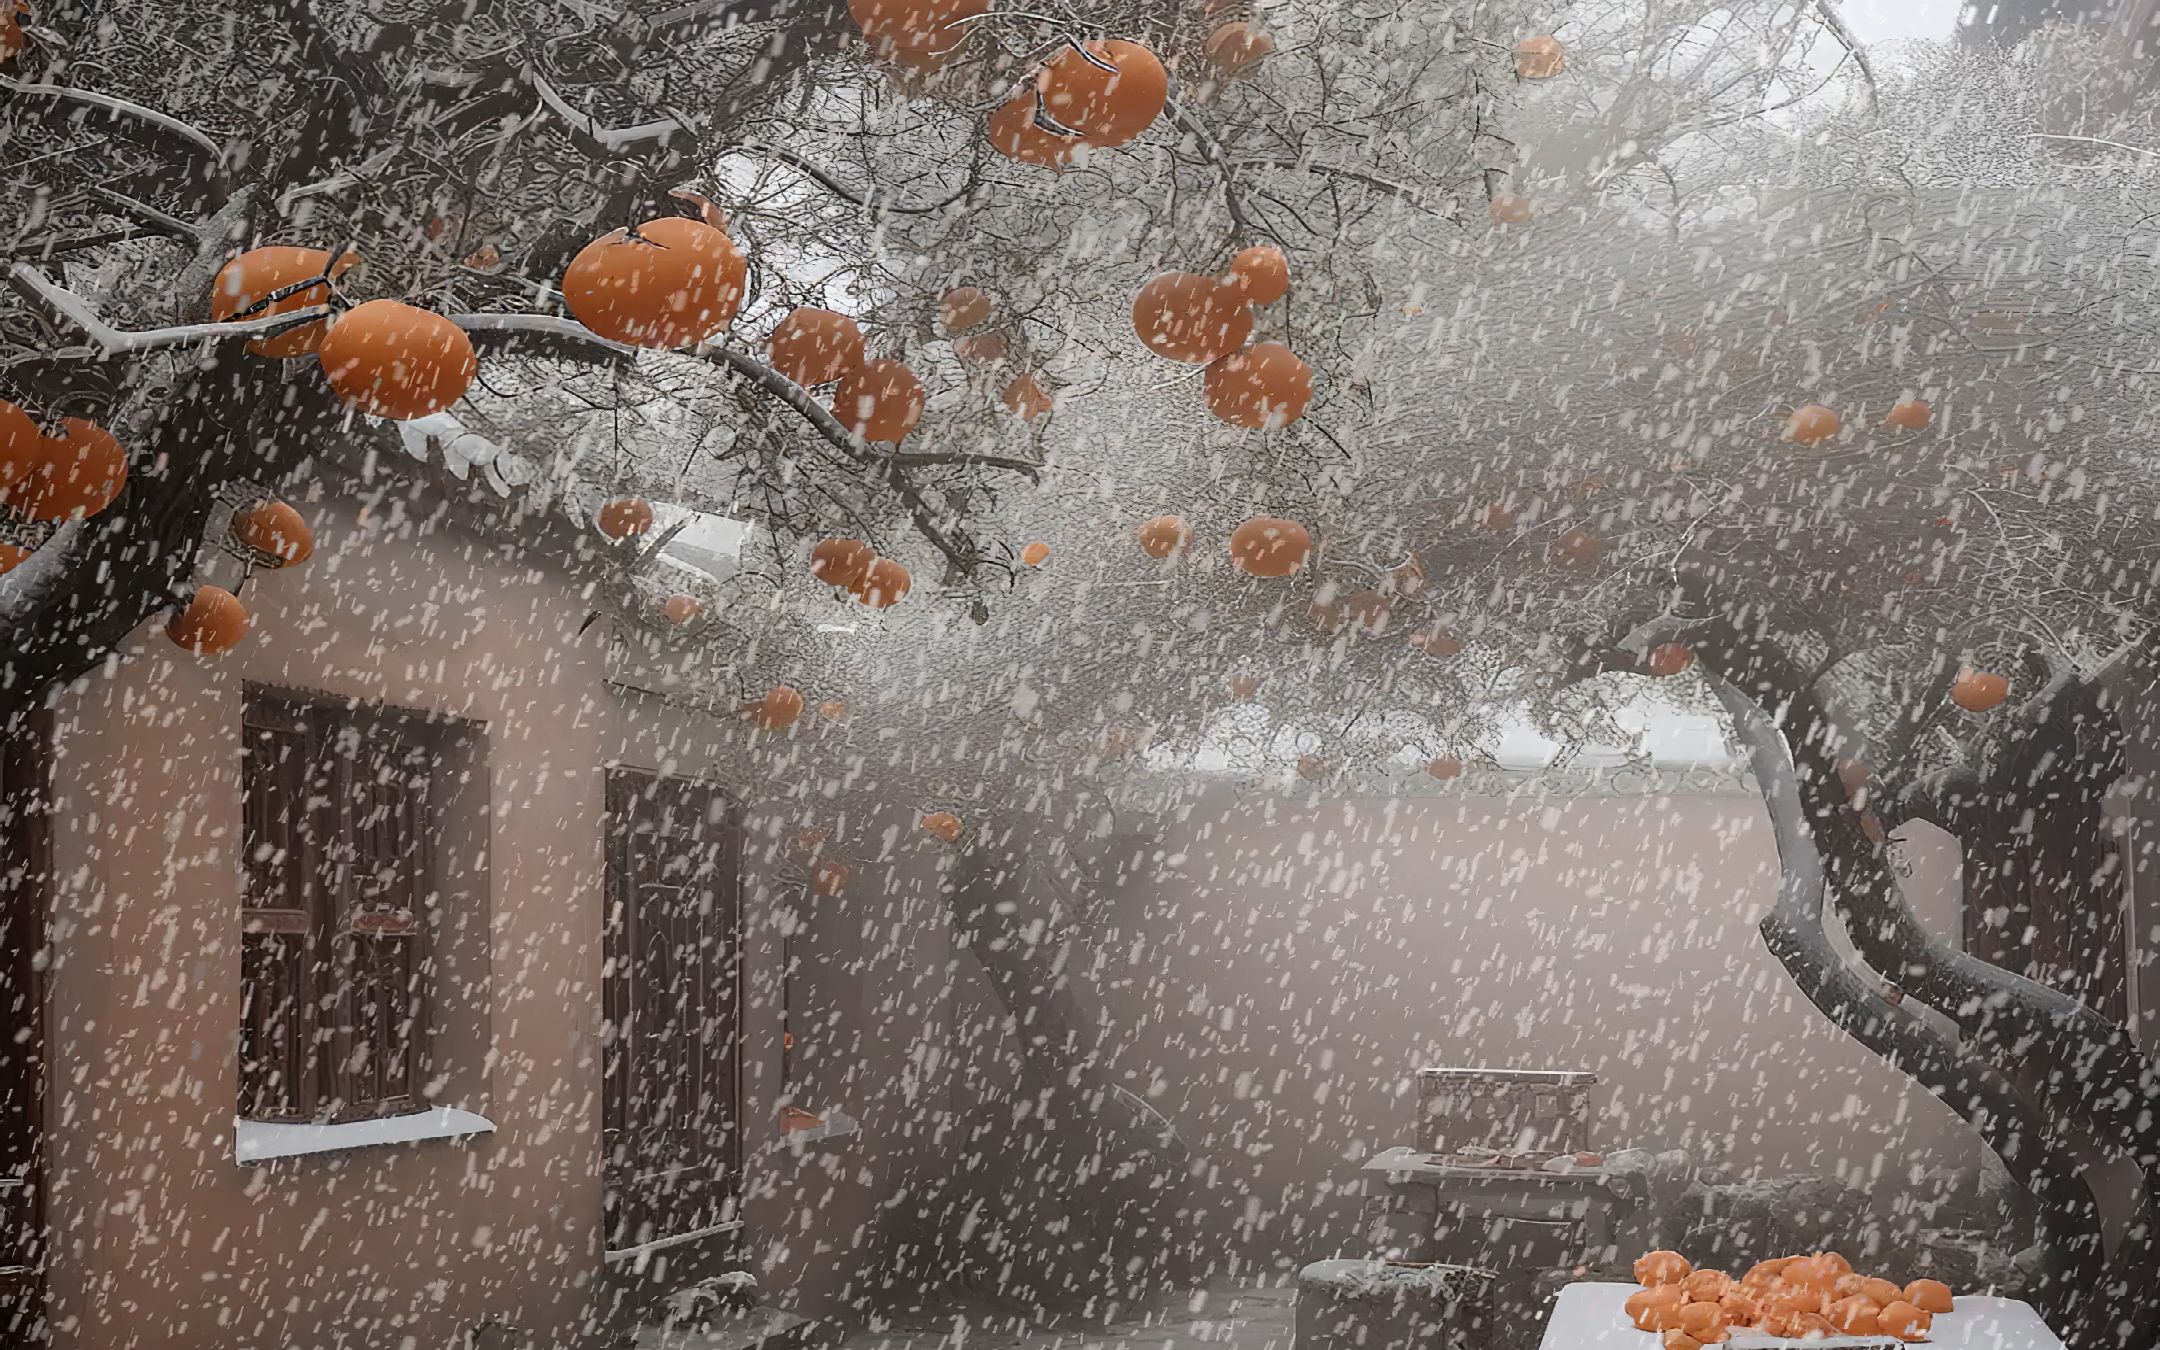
{"left": 239, "top": 686, "right": 458, "bottom": 1125}
{"left": 0, "top": 713, "right": 50, "bottom": 1338}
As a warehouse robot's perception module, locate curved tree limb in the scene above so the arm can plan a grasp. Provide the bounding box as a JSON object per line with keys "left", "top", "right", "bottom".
{"left": 1710, "top": 674, "right": 2104, "bottom": 1317}
{"left": 526, "top": 66, "right": 694, "bottom": 157}
{"left": 0, "top": 74, "right": 227, "bottom": 170}
{"left": 273, "top": 143, "right": 404, "bottom": 214}
{"left": 1798, "top": 670, "right": 2160, "bottom": 1171}
{"left": 457, "top": 311, "right": 638, "bottom": 362}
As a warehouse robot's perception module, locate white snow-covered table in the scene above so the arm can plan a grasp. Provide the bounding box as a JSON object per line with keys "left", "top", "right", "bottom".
{"left": 1538, "top": 1283, "right": 2064, "bottom": 1350}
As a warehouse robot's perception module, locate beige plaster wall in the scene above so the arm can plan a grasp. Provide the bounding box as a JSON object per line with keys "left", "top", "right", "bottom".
{"left": 1067, "top": 785, "right": 1987, "bottom": 1263}
{"left": 38, "top": 488, "right": 952, "bottom": 1349}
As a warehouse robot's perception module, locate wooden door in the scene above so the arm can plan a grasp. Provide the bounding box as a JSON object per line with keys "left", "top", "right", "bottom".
{"left": 0, "top": 718, "right": 47, "bottom": 1343}
{"left": 602, "top": 769, "right": 743, "bottom": 1257}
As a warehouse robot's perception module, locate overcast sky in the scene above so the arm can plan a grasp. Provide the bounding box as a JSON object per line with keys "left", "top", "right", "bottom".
{"left": 1841, "top": 0, "right": 1969, "bottom": 43}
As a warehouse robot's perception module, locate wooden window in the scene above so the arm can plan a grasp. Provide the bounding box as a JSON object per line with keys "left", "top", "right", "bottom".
{"left": 240, "top": 689, "right": 446, "bottom": 1124}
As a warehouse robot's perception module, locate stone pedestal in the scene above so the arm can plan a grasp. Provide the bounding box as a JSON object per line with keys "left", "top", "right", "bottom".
{"left": 1355, "top": 1148, "right": 1635, "bottom": 1350}
{"left": 1357, "top": 1147, "right": 1622, "bottom": 1270}
{"left": 1295, "top": 1258, "right": 1493, "bottom": 1350}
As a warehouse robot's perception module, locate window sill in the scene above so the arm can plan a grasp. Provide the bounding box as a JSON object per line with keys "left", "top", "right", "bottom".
{"left": 233, "top": 1107, "right": 496, "bottom": 1163}
{"left": 771, "top": 1107, "right": 857, "bottom": 1151}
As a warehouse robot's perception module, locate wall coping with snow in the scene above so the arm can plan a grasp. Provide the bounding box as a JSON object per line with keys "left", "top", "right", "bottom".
{"left": 1107, "top": 760, "right": 1758, "bottom": 808}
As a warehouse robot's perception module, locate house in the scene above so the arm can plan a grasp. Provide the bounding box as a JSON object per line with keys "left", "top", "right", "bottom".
{"left": 0, "top": 444, "right": 963, "bottom": 1349}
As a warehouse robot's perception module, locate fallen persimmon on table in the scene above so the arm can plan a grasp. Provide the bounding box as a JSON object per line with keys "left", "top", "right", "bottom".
{"left": 1624, "top": 1250, "right": 1956, "bottom": 1347}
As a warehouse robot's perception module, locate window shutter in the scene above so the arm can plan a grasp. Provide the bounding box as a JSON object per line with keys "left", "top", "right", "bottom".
{"left": 238, "top": 707, "right": 321, "bottom": 1121}
{"left": 321, "top": 715, "right": 430, "bottom": 1119}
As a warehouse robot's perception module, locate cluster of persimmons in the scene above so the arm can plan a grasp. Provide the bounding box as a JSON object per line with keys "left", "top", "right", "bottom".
{"left": 1628, "top": 1249, "right": 1956, "bottom": 1346}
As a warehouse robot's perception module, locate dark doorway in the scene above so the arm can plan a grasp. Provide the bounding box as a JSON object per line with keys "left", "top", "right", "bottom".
{"left": 0, "top": 716, "right": 48, "bottom": 1344}
{"left": 601, "top": 768, "right": 744, "bottom": 1266}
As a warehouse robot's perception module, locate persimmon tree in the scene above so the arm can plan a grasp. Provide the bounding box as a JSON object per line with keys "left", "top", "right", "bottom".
{"left": 9, "top": 0, "right": 2159, "bottom": 1340}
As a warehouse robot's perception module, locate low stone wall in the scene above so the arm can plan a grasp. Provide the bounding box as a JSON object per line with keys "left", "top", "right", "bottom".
{"left": 1296, "top": 1260, "right": 1493, "bottom": 1350}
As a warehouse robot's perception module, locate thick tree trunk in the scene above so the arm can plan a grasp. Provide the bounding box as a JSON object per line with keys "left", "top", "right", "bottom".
{"left": 0, "top": 357, "right": 356, "bottom": 732}
{"left": 1711, "top": 682, "right": 2104, "bottom": 1308}
{"left": 1684, "top": 623, "right": 2160, "bottom": 1348}
{"left": 1954, "top": 684, "right": 2128, "bottom": 1024}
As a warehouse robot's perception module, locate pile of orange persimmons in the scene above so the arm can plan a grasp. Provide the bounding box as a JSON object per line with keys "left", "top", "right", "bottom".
{"left": 1627, "top": 1250, "right": 1956, "bottom": 1346}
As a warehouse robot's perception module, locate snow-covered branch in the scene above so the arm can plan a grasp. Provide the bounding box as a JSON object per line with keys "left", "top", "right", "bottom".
{"left": 455, "top": 312, "right": 638, "bottom": 360}
{"left": 5, "top": 264, "right": 328, "bottom": 356}
{"left": 0, "top": 73, "right": 226, "bottom": 166}
{"left": 275, "top": 144, "right": 404, "bottom": 214}
{"left": 1811, "top": 0, "right": 1879, "bottom": 112}
{"left": 718, "top": 143, "right": 980, "bottom": 216}
{"left": 86, "top": 187, "right": 202, "bottom": 244}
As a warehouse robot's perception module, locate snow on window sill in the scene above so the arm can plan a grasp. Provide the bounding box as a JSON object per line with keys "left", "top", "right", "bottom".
{"left": 771, "top": 1107, "right": 857, "bottom": 1151}
{"left": 233, "top": 1108, "right": 496, "bottom": 1163}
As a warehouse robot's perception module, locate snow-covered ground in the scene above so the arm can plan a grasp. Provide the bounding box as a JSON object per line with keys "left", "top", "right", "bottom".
{"left": 834, "top": 1286, "right": 1296, "bottom": 1350}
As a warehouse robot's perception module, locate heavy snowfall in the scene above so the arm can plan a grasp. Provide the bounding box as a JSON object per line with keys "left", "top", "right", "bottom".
{"left": 1, "top": 1, "right": 2158, "bottom": 1349}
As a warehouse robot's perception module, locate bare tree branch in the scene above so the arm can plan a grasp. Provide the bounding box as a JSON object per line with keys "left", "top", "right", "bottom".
{"left": 1811, "top": 0, "right": 1880, "bottom": 113}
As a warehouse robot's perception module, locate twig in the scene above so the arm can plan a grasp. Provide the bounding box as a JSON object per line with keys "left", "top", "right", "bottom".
{"left": 718, "top": 142, "right": 976, "bottom": 216}
{"left": 276, "top": 143, "right": 403, "bottom": 213}
{"left": 1164, "top": 98, "right": 1278, "bottom": 244}
{"left": 2026, "top": 133, "right": 2160, "bottom": 160}
{"left": 86, "top": 187, "right": 202, "bottom": 243}
{"left": 640, "top": 0, "right": 822, "bottom": 35}
{"left": 701, "top": 342, "right": 982, "bottom": 576}
{"left": 1229, "top": 157, "right": 1453, "bottom": 218}
{"left": 6, "top": 264, "right": 327, "bottom": 355}
{"left": 1811, "top": 0, "right": 1879, "bottom": 114}
{"left": 447, "top": 313, "right": 992, "bottom": 577}
{"left": 526, "top": 66, "right": 691, "bottom": 156}
{"left": 4, "top": 229, "right": 157, "bottom": 260}
{"left": 888, "top": 450, "right": 1043, "bottom": 478}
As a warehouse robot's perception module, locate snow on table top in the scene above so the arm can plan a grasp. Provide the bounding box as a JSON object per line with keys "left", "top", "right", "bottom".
{"left": 1539, "top": 1283, "right": 2063, "bottom": 1350}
